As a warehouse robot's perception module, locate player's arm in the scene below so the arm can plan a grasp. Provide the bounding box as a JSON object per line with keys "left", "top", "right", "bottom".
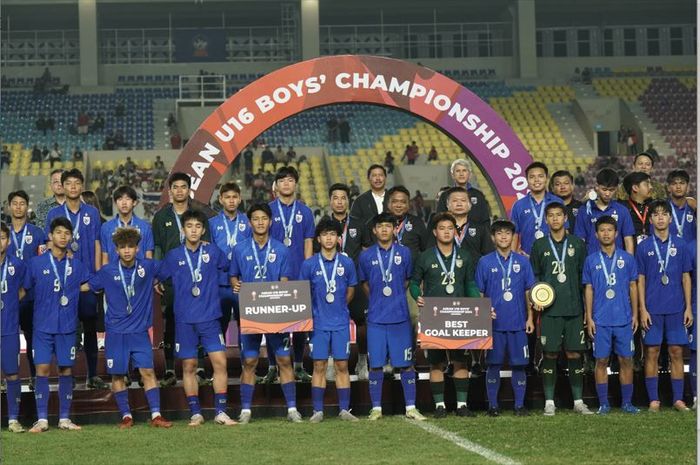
{"left": 19, "top": 288, "right": 26, "bottom": 301}
{"left": 512, "top": 233, "right": 520, "bottom": 252}
{"left": 637, "top": 274, "right": 650, "bottom": 330}
{"left": 304, "top": 238, "right": 313, "bottom": 259}
{"left": 346, "top": 285, "right": 355, "bottom": 303}
{"left": 584, "top": 284, "right": 595, "bottom": 337}
{"left": 524, "top": 289, "right": 535, "bottom": 333}
{"left": 682, "top": 271, "right": 693, "bottom": 327}
{"left": 94, "top": 240, "right": 102, "bottom": 271}
{"left": 230, "top": 276, "right": 241, "bottom": 293}
{"left": 101, "top": 251, "right": 109, "bottom": 266}
{"left": 623, "top": 236, "right": 635, "bottom": 255}
{"left": 629, "top": 280, "right": 639, "bottom": 333}
{"left": 145, "top": 250, "right": 153, "bottom": 259}
{"left": 361, "top": 281, "right": 370, "bottom": 298}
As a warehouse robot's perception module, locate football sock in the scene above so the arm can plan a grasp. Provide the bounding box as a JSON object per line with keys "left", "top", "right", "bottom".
{"left": 357, "top": 353, "right": 368, "bottom": 365}
{"left": 145, "top": 387, "right": 161, "bottom": 416}
{"left": 35, "top": 376, "right": 49, "bottom": 420}
{"left": 293, "top": 332, "right": 306, "bottom": 365}
{"left": 6, "top": 379, "right": 21, "bottom": 421}
{"left": 58, "top": 375, "right": 73, "bottom": 420}
{"left": 369, "top": 370, "right": 384, "bottom": 408}
{"left": 400, "top": 371, "right": 417, "bottom": 407}
{"left": 541, "top": 357, "right": 557, "bottom": 401}
{"left": 568, "top": 357, "right": 584, "bottom": 400}
{"left": 691, "top": 351, "right": 697, "bottom": 397}
{"left": 240, "top": 383, "right": 254, "bottom": 410}
{"left": 454, "top": 377, "right": 469, "bottom": 406}
{"left": 671, "top": 378, "right": 684, "bottom": 404}
{"left": 511, "top": 367, "right": 526, "bottom": 409}
{"left": 596, "top": 383, "right": 609, "bottom": 407}
{"left": 485, "top": 365, "right": 501, "bottom": 409}
{"left": 281, "top": 381, "right": 297, "bottom": 408}
{"left": 430, "top": 381, "right": 445, "bottom": 406}
{"left": 645, "top": 376, "right": 659, "bottom": 402}
{"left": 214, "top": 392, "right": 227, "bottom": 415}
{"left": 267, "top": 351, "right": 277, "bottom": 368}
{"left": 114, "top": 389, "right": 131, "bottom": 418}
{"left": 294, "top": 362, "right": 303, "bottom": 371}
{"left": 621, "top": 383, "right": 633, "bottom": 405}
{"left": 312, "top": 386, "right": 325, "bottom": 412}
{"left": 337, "top": 387, "right": 350, "bottom": 411}
{"left": 187, "top": 395, "right": 201, "bottom": 416}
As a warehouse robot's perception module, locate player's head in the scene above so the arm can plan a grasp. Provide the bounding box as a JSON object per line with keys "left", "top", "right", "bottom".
{"left": 181, "top": 209, "right": 208, "bottom": 244}
{"left": 275, "top": 166, "right": 299, "bottom": 196}
{"left": 622, "top": 171, "right": 652, "bottom": 199}
{"left": 328, "top": 183, "right": 350, "bottom": 215}
{"left": 112, "top": 185, "right": 139, "bottom": 216}
{"left": 372, "top": 212, "right": 396, "bottom": 244}
{"left": 490, "top": 220, "right": 516, "bottom": 250}
{"left": 594, "top": 168, "right": 619, "bottom": 204}
{"left": 247, "top": 203, "right": 272, "bottom": 236}
{"left": 61, "top": 168, "right": 84, "bottom": 200}
{"left": 218, "top": 182, "right": 242, "bottom": 214}
{"left": 445, "top": 187, "right": 471, "bottom": 216}
{"left": 432, "top": 212, "right": 457, "bottom": 245}
{"left": 50, "top": 169, "right": 65, "bottom": 196}
{"left": 450, "top": 159, "right": 472, "bottom": 186}
{"left": 525, "top": 162, "right": 549, "bottom": 193}
{"left": 0, "top": 222, "right": 8, "bottom": 254}
{"left": 648, "top": 199, "right": 672, "bottom": 232}
{"left": 594, "top": 215, "right": 618, "bottom": 247}
{"left": 49, "top": 217, "right": 73, "bottom": 249}
{"left": 8, "top": 190, "right": 29, "bottom": 220}
{"left": 366, "top": 164, "right": 387, "bottom": 191}
{"left": 666, "top": 169, "right": 690, "bottom": 199}
{"left": 386, "top": 186, "right": 410, "bottom": 218}
{"left": 112, "top": 227, "right": 141, "bottom": 263}
{"left": 549, "top": 170, "right": 574, "bottom": 199}
{"left": 315, "top": 217, "right": 342, "bottom": 251}
{"left": 544, "top": 202, "right": 567, "bottom": 233}
{"left": 168, "top": 172, "right": 191, "bottom": 203}
{"left": 632, "top": 152, "right": 654, "bottom": 174}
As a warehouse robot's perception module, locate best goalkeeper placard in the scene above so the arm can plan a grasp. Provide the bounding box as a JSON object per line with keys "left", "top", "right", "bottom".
{"left": 239, "top": 281, "right": 313, "bottom": 334}
{"left": 418, "top": 297, "right": 493, "bottom": 350}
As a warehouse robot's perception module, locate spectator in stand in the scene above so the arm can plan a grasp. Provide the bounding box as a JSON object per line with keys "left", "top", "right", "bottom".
{"left": 77, "top": 110, "right": 90, "bottom": 137}
{"left": 115, "top": 100, "right": 126, "bottom": 117}
{"left": 274, "top": 145, "right": 286, "bottom": 163}
{"left": 91, "top": 113, "right": 105, "bottom": 133}
{"left": 286, "top": 146, "right": 297, "bottom": 163}
{"left": 645, "top": 143, "right": 659, "bottom": 163}
{"left": 574, "top": 166, "right": 586, "bottom": 188}
{"left": 48, "top": 143, "right": 62, "bottom": 167}
{"left": 339, "top": 117, "right": 351, "bottom": 144}
{"left": 243, "top": 146, "right": 254, "bottom": 173}
{"left": 35, "top": 114, "right": 54, "bottom": 135}
{"left": 617, "top": 125, "right": 627, "bottom": 155}
{"left": 166, "top": 113, "right": 177, "bottom": 132}
{"left": 114, "top": 130, "right": 127, "bottom": 148}
{"left": 1, "top": 145, "right": 10, "bottom": 169}
{"left": 41, "top": 145, "right": 50, "bottom": 160}
{"left": 72, "top": 146, "right": 83, "bottom": 162}
{"left": 348, "top": 180, "right": 360, "bottom": 203}
{"left": 261, "top": 145, "right": 274, "bottom": 165}
{"left": 154, "top": 155, "right": 165, "bottom": 171}
{"left": 31, "top": 145, "right": 42, "bottom": 162}
{"left": 402, "top": 142, "right": 419, "bottom": 165}
{"left": 411, "top": 190, "right": 426, "bottom": 221}
{"left": 170, "top": 131, "right": 182, "bottom": 149}
{"left": 384, "top": 151, "right": 395, "bottom": 174}
{"left": 125, "top": 157, "right": 137, "bottom": 173}
{"left": 627, "top": 129, "right": 638, "bottom": 156}
{"left": 327, "top": 116, "right": 339, "bottom": 144}
{"left": 104, "top": 131, "right": 116, "bottom": 150}
{"left": 428, "top": 146, "right": 438, "bottom": 161}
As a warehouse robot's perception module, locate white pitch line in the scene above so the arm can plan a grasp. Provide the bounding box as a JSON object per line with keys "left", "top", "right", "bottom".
{"left": 408, "top": 420, "right": 523, "bottom": 465}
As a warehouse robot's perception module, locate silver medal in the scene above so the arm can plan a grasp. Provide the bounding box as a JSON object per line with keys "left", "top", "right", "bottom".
{"left": 445, "top": 284, "right": 455, "bottom": 294}
{"left": 283, "top": 237, "right": 292, "bottom": 247}
{"left": 192, "top": 286, "right": 201, "bottom": 297}
{"left": 127, "top": 303, "right": 133, "bottom": 314}
{"left": 60, "top": 295, "right": 69, "bottom": 306}
{"left": 557, "top": 273, "right": 566, "bottom": 283}
{"left": 661, "top": 274, "right": 669, "bottom": 285}
{"left": 503, "top": 291, "right": 513, "bottom": 301}
{"left": 228, "top": 252, "right": 232, "bottom": 261}
{"left": 535, "top": 230, "right": 544, "bottom": 239}
{"left": 605, "top": 289, "right": 615, "bottom": 299}
{"left": 70, "top": 241, "right": 79, "bottom": 252}
{"left": 326, "top": 293, "right": 335, "bottom": 304}
{"left": 0, "top": 301, "right": 3, "bottom": 310}
{"left": 15, "top": 250, "right": 22, "bottom": 259}
{"left": 383, "top": 286, "right": 392, "bottom": 297}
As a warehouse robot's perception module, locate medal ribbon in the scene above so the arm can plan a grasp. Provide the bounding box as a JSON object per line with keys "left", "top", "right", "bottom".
{"left": 49, "top": 254, "right": 69, "bottom": 301}
{"left": 11, "top": 224, "right": 28, "bottom": 259}
{"left": 251, "top": 241, "right": 272, "bottom": 281}
{"left": 221, "top": 212, "right": 240, "bottom": 249}
{"left": 376, "top": 244, "right": 395, "bottom": 287}
{"left": 547, "top": 235, "right": 569, "bottom": 275}
{"left": 497, "top": 254, "right": 513, "bottom": 291}
{"left": 276, "top": 200, "right": 297, "bottom": 243}
{"left": 434, "top": 247, "right": 457, "bottom": 285}
{"left": 183, "top": 245, "right": 203, "bottom": 285}
{"left": 318, "top": 253, "right": 340, "bottom": 295}
{"left": 628, "top": 200, "right": 649, "bottom": 226}
{"left": 529, "top": 195, "right": 545, "bottom": 232}
{"left": 670, "top": 201, "right": 687, "bottom": 237}
{"left": 651, "top": 235, "right": 673, "bottom": 278}
{"left": 454, "top": 222, "right": 468, "bottom": 247}
{"left": 598, "top": 250, "right": 617, "bottom": 288}
{"left": 118, "top": 261, "right": 137, "bottom": 312}
{"left": 63, "top": 203, "right": 81, "bottom": 241}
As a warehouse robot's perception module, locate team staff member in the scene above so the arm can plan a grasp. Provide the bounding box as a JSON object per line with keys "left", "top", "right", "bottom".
{"left": 549, "top": 170, "right": 583, "bottom": 234}
{"left": 34, "top": 169, "right": 65, "bottom": 231}
{"left": 350, "top": 164, "right": 387, "bottom": 232}
{"left": 445, "top": 186, "right": 494, "bottom": 267}
{"left": 667, "top": 170, "right": 696, "bottom": 241}
{"left": 530, "top": 203, "right": 592, "bottom": 416}
{"left": 622, "top": 172, "right": 653, "bottom": 243}
{"left": 411, "top": 213, "right": 480, "bottom": 418}
{"left": 436, "top": 158, "right": 491, "bottom": 226}
{"left": 100, "top": 186, "right": 154, "bottom": 264}
{"left": 616, "top": 152, "right": 666, "bottom": 201}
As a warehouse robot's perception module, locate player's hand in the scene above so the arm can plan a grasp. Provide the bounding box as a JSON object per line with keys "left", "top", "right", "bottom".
{"left": 232, "top": 281, "right": 241, "bottom": 293}
{"left": 416, "top": 296, "right": 425, "bottom": 307}
{"left": 632, "top": 318, "right": 639, "bottom": 334}
{"left": 587, "top": 318, "right": 596, "bottom": 338}
{"left": 154, "top": 283, "right": 164, "bottom": 296}
{"left": 490, "top": 307, "right": 497, "bottom": 319}
{"left": 640, "top": 310, "right": 652, "bottom": 331}
{"left": 532, "top": 303, "right": 544, "bottom": 312}
{"left": 686, "top": 197, "right": 697, "bottom": 210}
{"left": 684, "top": 308, "right": 694, "bottom": 328}
{"left": 525, "top": 318, "right": 535, "bottom": 334}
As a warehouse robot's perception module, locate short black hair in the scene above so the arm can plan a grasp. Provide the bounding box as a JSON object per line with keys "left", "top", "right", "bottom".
{"left": 622, "top": 171, "right": 651, "bottom": 196}
{"left": 0, "top": 222, "right": 8, "bottom": 237}
{"left": 371, "top": 212, "right": 396, "bottom": 228}
{"left": 168, "top": 172, "right": 191, "bottom": 188}
{"left": 8, "top": 190, "right": 29, "bottom": 204}
{"left": 525, "top": 161, "right": 549, "bottom": 177}
{"left": 667, "top": 169, "right": 690, "bottom": 184}
{"left": 444, "top": 186, "right": 468, "bottom": 202}
{"left": 595, "top": 168, "right": 619, "bottom": 188}
{"left": 49, "top": 216, "right": 73, "bottom": 234}
{"left": 367, "top": 164, "right": 387, "bottom": 178}
{"left": 648, "top": 199, "right": 672, "bottom": 216}
{"left": 432, "top": 212, "right": 457, "bottom": 229}
{"left": 490, "top": 219, "right": 516, "bottom": 235}
{"left": 61, "top": 168, "right": 84, "bottom": 184}
{"left": 112, "top": 185, "right": 139, "bottom": 203}
{"left": 50, "top": 168, "right": 64, "bottom": 178}
{"left": 594, "top": 215, "right": 617, "bottom": 232}
{"left": 181, "top": 209, "right": 208, "bottom": 228}
{"left": 328, "top": 183, "right": 350, "bottom": 199}
{"left": 315, "top": 217, "right": 342, "bottom": 238}
{"left": 545, "top": 202, "right": 567, "bottom": 216}
{"left": 274, "top": 165, "right": 299, "bottom": 183}
{"left": 247, "top": 202, "right": 272, "bottom": 219}
{"left": 633, "top": 152, "right": 655, "bottom": 167}
{"left": 549, "top": 170, "right": 573, "bottom": 191}
{"left": 386, "top": 185, "right": 410, "bottom": 200}
{"left": 219, "top": 182, "right": 241, "bottom": 195}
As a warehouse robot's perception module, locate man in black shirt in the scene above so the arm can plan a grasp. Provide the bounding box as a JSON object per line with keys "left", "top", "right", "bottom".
{"left": 349, "top": 164, "right": 387, "bottom": 232}
{"left": 445, "top": 187, "right": 494, "bottom": 264}
{"left": 622, "top": 171, "right": 653, "bottom": 246}
{"left": 436, "top": 158, "right": 491, "bottom": 226}
{"left": 550, "top": 170, "right": 583, "bottom": 234}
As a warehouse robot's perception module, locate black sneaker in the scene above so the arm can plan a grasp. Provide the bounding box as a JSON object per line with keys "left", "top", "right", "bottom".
{"left": 486, "top": 407, "right": 500, "bottom": 417}
{"left": 28, "top": 377, "right": 35, "bottom": 391}
{"left": 456, "top": 405, "right": 476, "bottom": 417}
{"left": 470, "top": 363, "right": 483, "bottom": 378}
{"left": 87, "top": 376, "right": 109, "bottom": 390}
{"left": 433, "top": 406, "right": 447, "bottom": 419}
{"left": 514, "top": 407, "right": 529, "bottom": 417}
{"left": 160, "top": 371, "right": 177, "bottom": 388}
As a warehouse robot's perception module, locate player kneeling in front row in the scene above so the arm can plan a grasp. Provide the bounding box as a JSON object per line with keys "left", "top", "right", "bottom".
{"left": 359, "top": 213, "right": 425, "bottom": 421}
{"left": 583, "top": 216, "right": 640, "bottom": 414}
{"left": 157, "top": 210, "right": 237, "bottom": 426}
{"left": 475, "top": 220, "right": 537, "bottom": 417}
{"left": 301, "top": 218, "right": 359, "bottom": 422}
{"left": 89, "top": 228, "right": 172, "bottom": 428}
{"left": 411, "top": 213, "right": 480, "bottom": 418}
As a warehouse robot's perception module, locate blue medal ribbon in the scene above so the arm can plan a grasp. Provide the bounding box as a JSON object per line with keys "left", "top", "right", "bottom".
{"left": 49, "top": 254, "right": 70, "bottom": 302}
{"left": 670, "top": 201, "right": 687, "bottom": 238}
{"left": 652, "top": 235, "right": 673, "bottom": 278}
{"left": 547, "top": 235, "right": 569, "bottom": 273}
{"left": 118, "top": 261, "right": 137, "bottom": 314}
{"left": 183, "top": 245, "right": 204, "bottom": 285}
{"left": 375, "top": 244, "right": 395, "bottom": 286}
{"left": 11, "top": 224, "right": 28, "bottom": 259}
{"left": 434, "top": 247, "right": 457, "bottom": 283}
{"left": 318, "top": 253, "right": 340, "bottom": 295}
{"left": 276, "top": 200, "right": 297, "bottom": 243}
{"left": 598, "top": 250, "right": 617, "bottom": 288}
{"left": 497, "top": 253, "right": 513, "bottom": 291}
{"left": 251, "top": 240, "right": 272, "bottom": 280}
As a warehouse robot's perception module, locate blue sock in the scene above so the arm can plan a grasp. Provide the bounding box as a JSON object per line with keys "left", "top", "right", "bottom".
{"left": 312, "top": 386, "right": 325, "bottom": 412}
{"left": 671, "top": 378, "right": 685, "bottom": 403}
{"left": 58, "top": 375, "right": 73, "bottom": 420}
{"left": 240, "top": 383, "right": 254, "bottom": 410}
{"left": 35, "top": 376, "right": 49, "bottom": 420}
{"left": 369, "top": 370, "right": 384, "bottom": 408}
{"left": 485, "top": 365, "right": 501, "bottom": 409}
{"left": 281, "top": 382, "right": 296, "bottom": 408}
{"left": 145, "top": 387, "right": 161, "bottom": 415}
{"left": 400, "top": 371, "right": 417, "bottom": 407}
{"left": 6, "top": 379, "right": 21, "bottom": 421}
{"left": 337, "top": 387, "right": 351, "bottom": 411}
{"left": 645, "top": 376, "right": 659, "bottom": 402}
{"left": 621, "top": 383, "right": 633, "bottom": 405}
{"left": 293, "top": 332, "right": 307, "bottom": 365}
{"left": 215, "top": 392, "right": 227, "bottom": 415}
{"left": 187, "top": 395, "right": 201, "bottom": 415}
{"left": 691, "top": 351, "right": 697, "bottom": 397}
{"left": 596, "top": 382, "right": 609, "bottom": 407}
{"left": 114, "top": 389, "right": 131, "bottom": 418}
{"left": 511, "top": 367, "right": 526, "bottom": 409}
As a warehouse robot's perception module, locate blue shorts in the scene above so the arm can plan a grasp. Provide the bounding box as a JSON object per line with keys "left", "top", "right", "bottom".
{"left": 1, "top": 334, "right": 21, "bottom": 375}
{"left": 105, "top": 331, "right": 154, "bottom": 374}
{"left": 367, "top": 320, "right": 413, "bottom": 369}
{"left": 219, "top": 286, "right": 240, "bottom": 322}
{"left": 485, "top": 330, "right": 529, "bottom": 366}
{"left": 593, "top": 324, "right": 634, "bottom": 358}
{"left": 175, "top": 319, "right": 225, "bottom": 359}
{"left": 311, "top": 327, "right": 350, "bottom": 361}
{"left": 33, "top": 331, "right": 77, "bottom": 367}
{"left": 240, "top": 333, "right": 290, "bottom": 360}
{"left": 643, "top": 312, "right": 689, "bottom": 346}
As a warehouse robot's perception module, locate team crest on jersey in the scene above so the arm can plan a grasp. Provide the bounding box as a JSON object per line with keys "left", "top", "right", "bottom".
{"left": 567, "top": 247, "right": 575, "bottom": 257}
{"left": 268, "top": 252, "right": 276, "bottom": 263}
{"left": 572, "top": 208, "right": 579, "bottom": 217}
{"left": 107, "top": 359, "right": 113, "bottom": 368}
{"left": 617, "top": 258, "right": 625, "bottom": 269}
{"left": 349, "top": 228, "right": 357, "bottom": 238}
{"left": 394, "top": 254, "right": 402, "bottom": 265}
{"left": 337, "top": 265, "right": 345, "bottom": 276}
{"left": 8, "top": 265, "right": 15, "bottom": 276}
{"left": 471, "top": 197, "right": 477, "bottom": 205}
{"left": 513, "top": 262, "right": 521, "bottom": 273}
{"left": 137, "top": 266, "right": 145, "bottom": 278}
{"left": 611, "top": 213, "right": 618, "bottom": 221}
{"left": 25, "top": 235, "right": 33, "bottom": 244}
{"left": 468, "top": 227, "right": 476, "bottom": 237}
{"left": 83, "top": 215, "right": 90, "bottom": 225}
{"left": 239, "top": 223, "right": 246, "bottom": 231}
{"left": 295, "top": 212, "right": 303, "bottom": 223}
{"left": 405, "top": 222, "right": 413, "bottom": 232}
{"left": 669, "top": 247, "right": 677, "bottom": 257}
{"left": 687, "top": 213, "right": 695, "bottom": 223}
{"left": 202, "top": 253, "right": 210, "bottom": 263}
{"left": 456, "top": 258, "right": 463, "bottom": 268}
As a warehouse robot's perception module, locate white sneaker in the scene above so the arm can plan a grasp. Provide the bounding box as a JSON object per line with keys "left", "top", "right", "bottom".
{"left": 544, "top": 402, "right": 556, "bottom": 416}
{"left": 356, "top": 357, "right": 369, "bottom": 381}
{"left": 29, "top": 419, "right": 49, "bottom": 433}
{"left": 383, "top": 363, "right": 394, "bottom": 377}
{"left": 287, "top": 409, "right": 303, "bottom": 423}
{"left": 309, "top": 411, "right": 324, "bottom": 423}
{"left": 368, "top": 408, "right": 382, "bottom": 421}
{"left": 214, "top": 412, "right": 238, "bottom": 426}
{"left": 574, "top": 402, "right": 594, "bottom": 415}
{"left": 693, "top": 397, "right": 697, "bottom": 411}
{"left": 405, "top": 407, "right": 427, "bottom": 421}
{"left": 58, "top": 419, "right": 82, "bottom": 431}
{"left": 188, "top": 413, "right": 205, "bottom": 426}
{"left": 238, "top": 410, "right": 252, "bottom": 424}
{"left": 8, "top": 420, "right": 25, "bottom": 433}
{"left": 326, "top": 359, "right": 336, "bottom": 382}
{"left": 338, "top": 409, "right": 359, "bottom": 422}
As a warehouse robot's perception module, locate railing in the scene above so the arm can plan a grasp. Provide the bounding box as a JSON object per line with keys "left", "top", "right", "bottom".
{"left": 1, "top": 29, "right": 80, "bottom": 66}
{"left": 177, "top": 74, "right": 226, "bottom": 105}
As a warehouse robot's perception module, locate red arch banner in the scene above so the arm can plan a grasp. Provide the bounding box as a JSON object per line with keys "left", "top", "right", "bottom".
{"left": 166, "top": 55, "right": 533, "bottom": 213}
